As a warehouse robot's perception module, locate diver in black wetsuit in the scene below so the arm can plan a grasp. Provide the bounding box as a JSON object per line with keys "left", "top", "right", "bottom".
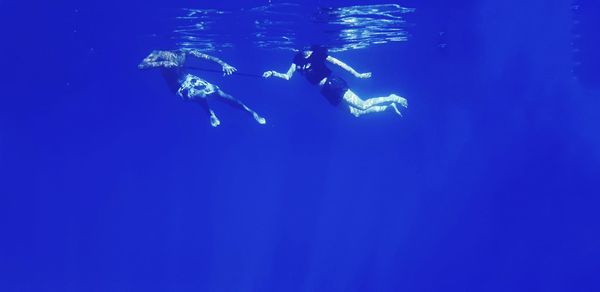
{"left": 262, "top": 45, "right": 407, "bottom": 117}
{"left": 138, "top": 49, "right": 266, "bottom": 127}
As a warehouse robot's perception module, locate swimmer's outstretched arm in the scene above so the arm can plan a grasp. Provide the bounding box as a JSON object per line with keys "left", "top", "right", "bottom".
{"left": 262, "top": 64, "right": 296, "bottom": 80}
{"left": 184, "top": 49, "right": 237, "bottom": 75}
{"left": 326, "top": 56, "right": 371, "bottom": 79}
{"left": 138, "top": 60, "right": 177, "bottom": 69}
{"left": 138, "top": 50, "right": 180, "bottom": 69}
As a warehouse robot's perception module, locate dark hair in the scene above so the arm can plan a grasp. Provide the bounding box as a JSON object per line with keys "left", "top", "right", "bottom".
{"left": 293, "top": 51, "right": 307, "bottom": 66}
{"left": 292, "top": 45, "right": 329, "bottom": 66}
{"left": 309, "top": 45, "right": 329, "bottom": 62}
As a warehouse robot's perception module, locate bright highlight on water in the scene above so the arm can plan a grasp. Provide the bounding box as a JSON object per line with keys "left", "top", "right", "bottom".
{"left": 175, "top": 3, "right": 414, "bottom": 52}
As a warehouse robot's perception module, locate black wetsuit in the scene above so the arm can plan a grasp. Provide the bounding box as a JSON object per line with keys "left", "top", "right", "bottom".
{"left": 293, "top": 47, "right": 348, "bottom": 106}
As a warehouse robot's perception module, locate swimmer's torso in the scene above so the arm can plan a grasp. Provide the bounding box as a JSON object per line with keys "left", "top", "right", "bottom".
{"left": 293, "top": 50, "right": 332, "bottom": 86}
{"left": 139, "top": 50, "right": 219, "bottom": 99}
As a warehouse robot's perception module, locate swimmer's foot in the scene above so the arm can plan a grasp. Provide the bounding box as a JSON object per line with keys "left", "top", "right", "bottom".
{"left": 253, "top": 112, "right": 266, "bottom": 125}
{"left": 390, "top": 103, "right": 403, "bottom": 117}
{"left": 210, "top": 115, "right": 221, "bottom": 127}
{"left": 390, "top": 94, "right": 408, "bottom": 108}
{"left": 349, "top": 106, "right": 361, "bottom": 117}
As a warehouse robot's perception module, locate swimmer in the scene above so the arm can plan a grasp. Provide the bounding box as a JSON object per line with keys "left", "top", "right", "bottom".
{"left": 139, "top": 49, "right": 266, "bottom": 127}
{"left": 263, "top": 45, "right": 407, "bottom": 117}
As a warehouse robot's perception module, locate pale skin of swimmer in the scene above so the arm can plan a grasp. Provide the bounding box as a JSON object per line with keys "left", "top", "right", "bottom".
{"left": 263, "top": 51, "right": 408, "bottom": 117}
{"left": 138, "top": 49, "right": 266, "bottom": 127}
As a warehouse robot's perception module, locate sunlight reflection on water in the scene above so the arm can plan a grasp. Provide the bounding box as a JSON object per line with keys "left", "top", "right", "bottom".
{"left": 175, "top": 3, "right": 414, "bottom": 52}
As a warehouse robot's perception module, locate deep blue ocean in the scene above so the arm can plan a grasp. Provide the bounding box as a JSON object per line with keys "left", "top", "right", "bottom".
{"left": 1, "top": 0, "right": 599, "bottom": 291}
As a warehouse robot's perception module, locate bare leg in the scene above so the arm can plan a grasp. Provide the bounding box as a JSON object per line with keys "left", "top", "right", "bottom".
{"left": 216, "top": 89, "right": 266, "bottom": 125}
{"left": 343, "top": 90, "right": 408, "bottom": 110}
{"left": 348, "top": 105, "right": 393, "bottom": 117}
{"left": 196, "top": 99, "right": 221, "bottom": 127}
{"left": 178, "top": 75, "right": 221, "bottom": 127}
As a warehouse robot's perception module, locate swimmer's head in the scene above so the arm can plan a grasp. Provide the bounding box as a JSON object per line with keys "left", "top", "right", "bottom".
{"left": 309, "top": 45, "right": 328, "bottom": 59}
{"left": 293, "top": 51, "right": 308, "bottom": 66}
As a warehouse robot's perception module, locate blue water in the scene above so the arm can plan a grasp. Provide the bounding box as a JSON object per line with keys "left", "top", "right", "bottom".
{"left": 1, "top": 0, "right": 599, "bottom": 291}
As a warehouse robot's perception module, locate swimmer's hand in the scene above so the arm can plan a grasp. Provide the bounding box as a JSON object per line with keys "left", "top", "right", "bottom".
{"left": 357, "top": 72, "right": 372, "bottom": 79}
{"left": 262, "top": 71, "right": 274, "bottom": 78}
{"left": 222, "top": 64, "right": 237, "bottom": 76}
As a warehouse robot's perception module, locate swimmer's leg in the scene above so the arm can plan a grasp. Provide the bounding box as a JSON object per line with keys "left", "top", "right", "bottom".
{"left": 196, "top": 99, "right": 221, "bottom": 127}
{"left": 348, "top": 104, "right": 396, "bottom": 117}
{"left": 343, "top": 90, "right": 408, "bottom": 110}
{"left": 215, "top": 89, "right": 266, "bottom": 125}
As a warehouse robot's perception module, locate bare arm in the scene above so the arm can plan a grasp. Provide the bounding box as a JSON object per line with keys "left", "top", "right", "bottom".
{"left": 263, "top": 64, "right": 296, "bottom": 80}
{"left": 326, "top": 56, "right": 371, "bottom": 79}
{"left": 184, "top": 49, "right": 237, "bottom": 75}
{"left": 138, "top": 50, "right": 181, "bottom": 69}
{"left": 138, "top": 60, "right": 178, "bottom": 69}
